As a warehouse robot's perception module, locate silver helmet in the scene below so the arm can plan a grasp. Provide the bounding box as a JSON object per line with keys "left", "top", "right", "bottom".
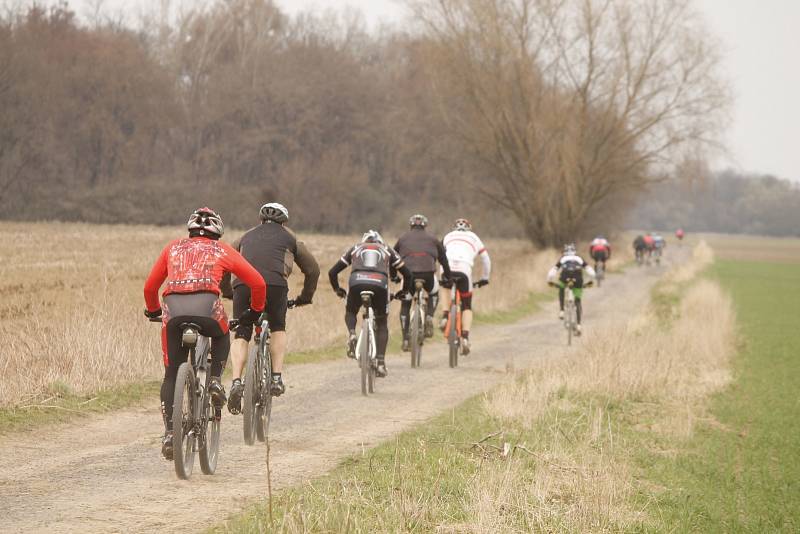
{"left": 361, "top": 229, "right": 385, "bottom": 244}
{"left": 259, "top": 202, "right": 289, "bottom": 224}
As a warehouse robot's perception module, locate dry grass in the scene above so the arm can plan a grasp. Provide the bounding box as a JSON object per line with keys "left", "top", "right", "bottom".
{"left": 475, "top": 241, "right": 737, "bottom": 530}
{"left": 698, "top": 233, "right": 800, "bottom": 264}
{"left": 1, "top": 223, "right": 555, "bottom": 408}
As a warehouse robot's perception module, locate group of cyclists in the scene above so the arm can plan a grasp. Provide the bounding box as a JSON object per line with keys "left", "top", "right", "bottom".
{"left": 633, "top": 232, "right": 668, "bottom": 264}
{"left": 142, "top": 201, "right": 671, "bottom": 460}
{"left": 143, "top": 205, "right": 492, "bottom": 460}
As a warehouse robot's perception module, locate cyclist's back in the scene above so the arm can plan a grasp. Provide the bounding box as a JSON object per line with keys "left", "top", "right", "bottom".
{"left": 589, "top": 236, "right": 611, "bottom": 267}
{"left": 394, "top": 214, "right": 452, "bottom": 346}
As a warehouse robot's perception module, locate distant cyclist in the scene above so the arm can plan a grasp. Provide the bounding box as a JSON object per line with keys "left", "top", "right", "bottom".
{"left": 328, "top": 230, "right": 412, "bottom": 378}
{"left": 652, "top": 233, "right": 666, "bottom": 261}
{"left": 633, "top": 235, "right": 647, "bottom": 264}
{"left": 393, "top": 214, "right": 453, "bottom": 351}
{"left": 547, "top": 243, "right": 595, "bottom": 336}
{"left": 143, "top": 207, "right": 266, "bottom": 460}
{"left": 675, "top": 228, "right": 685, "bottom": 241}
{"left": 588, "top": 235, "right": 611, "bottom": 272}
{"left": 439, "top": 218, "right": 491, "bottom": 356}
{"left": 221, "top": 202, "right": 320, "bottom": 413}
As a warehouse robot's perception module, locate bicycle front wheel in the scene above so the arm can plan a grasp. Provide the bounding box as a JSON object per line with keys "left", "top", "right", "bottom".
{"left": 172, "top": 362, "right": 196, "bottom": 480}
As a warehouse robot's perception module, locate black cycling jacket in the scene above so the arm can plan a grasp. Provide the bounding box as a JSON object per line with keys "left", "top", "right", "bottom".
{"left": 393, "top": 228, "right": 452, "bottom": 276}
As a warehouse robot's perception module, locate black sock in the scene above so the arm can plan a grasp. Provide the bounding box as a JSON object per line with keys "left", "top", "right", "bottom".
{"left": 462, "top": 330, "right": 469, "bottom": 339}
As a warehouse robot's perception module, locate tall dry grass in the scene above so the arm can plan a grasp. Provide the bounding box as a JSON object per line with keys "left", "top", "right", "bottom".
{"left": 472, "top": 241, "right": 736, "bottom": 531}
{"left": 1, "top": 223, "right": 555, "bottom": 407}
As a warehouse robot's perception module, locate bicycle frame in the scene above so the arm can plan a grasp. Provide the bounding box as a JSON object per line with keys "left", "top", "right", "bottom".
{"left": 563, "top": 280, "right": 578, "bottom": 346}
{"left": 409, "top": 279, "right": 427, "bottom": 368}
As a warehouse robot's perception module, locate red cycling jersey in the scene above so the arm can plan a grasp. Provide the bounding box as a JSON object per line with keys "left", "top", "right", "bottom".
{"left": 144, "top": 236, "right": 266, "bottom": 313}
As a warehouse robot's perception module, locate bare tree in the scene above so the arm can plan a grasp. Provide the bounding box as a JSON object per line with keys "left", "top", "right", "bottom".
{"left": 409, "top": 0, "right": 730, "bottom": 246}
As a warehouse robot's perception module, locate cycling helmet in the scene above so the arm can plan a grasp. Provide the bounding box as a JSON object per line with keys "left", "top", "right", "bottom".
{"left": 409, "top": 214, "right": 428, "bottom": 228}
{"left": 563, "top": 243, "right": 577, "bottom": 255}
{"left": 259, "top": 202, "right": 289, "bottom": 224}
{"left": 187, "top": 207, "right": 224, "bottom": 238}
{"left": 453, "top": 218, "right": 472, "bottom": 231}
{"left": 361, "top": 230, "right": 385, "bottom": 244}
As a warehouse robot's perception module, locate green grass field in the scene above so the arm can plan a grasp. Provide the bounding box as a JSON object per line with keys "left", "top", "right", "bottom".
{"left": 641, "top": 259, "right": 800, "bottom": 531}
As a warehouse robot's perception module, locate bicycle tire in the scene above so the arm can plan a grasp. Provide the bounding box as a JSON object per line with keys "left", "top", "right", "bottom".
{"left": 172, "top": 362, "right": 196, "bottom": 480}
{"left": 198, "top": 340, "right": 219, "bottom": 475}
{"left": 367, "top": 326, "right": 375, "bottom": 394}
{"left": 566, "top": 300, "right": 574, "bottom": 346}
{"left": 242, "top": 344, "right": 259, "bottom": 446}
{"left": 256, "top": 333, "right": 272, "bottom": 443}
{"left": 410, "top": 305, "right": 421, "bottom": 368}
{"left": 448, "top": 303, "right": 459, "bottom": 368}
{"left": 359, "top": 327, "right": 369, "bottom": 396}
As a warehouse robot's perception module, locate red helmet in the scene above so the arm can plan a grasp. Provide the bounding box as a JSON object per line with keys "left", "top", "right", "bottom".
{"left": 187, "top": 207, "right": 224, "bottom": 238}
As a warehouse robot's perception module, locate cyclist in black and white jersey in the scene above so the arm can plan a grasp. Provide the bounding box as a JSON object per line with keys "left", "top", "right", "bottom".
{"left": 328, "top": 230, "right": 412, "bottom": 378}
{"left": 547, "top": 244, "right": 596, "bottom": 335}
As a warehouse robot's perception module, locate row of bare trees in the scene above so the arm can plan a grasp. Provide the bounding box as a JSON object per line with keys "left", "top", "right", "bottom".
{"left": 0, "top": 0, "right": 728, "bottom": 243}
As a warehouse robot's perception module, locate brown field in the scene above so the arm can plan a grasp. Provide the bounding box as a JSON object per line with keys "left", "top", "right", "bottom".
{"left": 1, "top": 223, "right": 639, "bottom": 409}
{"left": 696, "top": 233, "right": 800, "bottom": 264}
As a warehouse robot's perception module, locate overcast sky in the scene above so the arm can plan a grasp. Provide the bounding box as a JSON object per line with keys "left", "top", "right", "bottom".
{"left": 37, "top": 0, "right": 800, "bottom": 181}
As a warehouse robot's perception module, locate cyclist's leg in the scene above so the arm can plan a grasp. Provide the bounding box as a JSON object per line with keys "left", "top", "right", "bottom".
{"left": 160, "top": 321, "right": 188, "bottom": 432}
{"left": 457, "top": 274, "right": 474, "bottom": 338}
{"left": 230, "top": 285, "right": 253, "bottom": 382}
{"left": 558, "top": 285, "right": 565, "bottom": 311}
{"left": 374, "top": 288, "right": 390, "bottom": 376}
{"left": 425, "top": 273, "right": 439, "bottom": 317}
{"left": 399, "top": 297, "right": 412, "bottom": 340}
{"left": 265, "top": 285, "right": 289, "bottom": 374}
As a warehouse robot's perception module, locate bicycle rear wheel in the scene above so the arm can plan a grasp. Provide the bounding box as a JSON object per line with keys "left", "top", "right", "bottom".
{"left": 172, "top": 362, "right": 196, "bottom": 480}
{"left": 199, "top": 401, "right": 220, "bottom": 474}
{"left": 242, "top": 344, "right": 259, "bottom": 446}
{"left": 359, "top": 328, "right": 369, "bottom": 396}
{"left": 448, "top": 304, "right": 459, "bottom": 368}
{"left": 410, "top": 306, "right": 422, "bottom": 368}
{"left": 256, "top": 337, "right": 273, "bottom": 442}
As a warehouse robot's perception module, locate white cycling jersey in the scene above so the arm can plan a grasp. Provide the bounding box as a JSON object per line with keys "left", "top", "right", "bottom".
{"left": 442, "top": 229, "right": 491, "bottom": 285}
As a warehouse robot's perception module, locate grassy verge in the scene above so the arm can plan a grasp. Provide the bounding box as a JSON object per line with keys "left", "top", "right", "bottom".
{"left": 0, "top": 380, "right": 159, "bottom": 435}
{"left": 640, "top": 259, "right": 800, "bottom": 531}
{"left": 216, "top": 242, "right": 736, "bottom": 532}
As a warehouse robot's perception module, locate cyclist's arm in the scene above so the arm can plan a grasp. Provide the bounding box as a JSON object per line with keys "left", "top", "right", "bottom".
{"left": 478, "top": 249, "right": 491, "bottom": 280}
{"left": 328, "top": 260, "right": 347, "bottom": 291}
{"left": 295, "top": 241, "right": 320, "bottom": 302}
{"left": 143, "top": 244, "right": 170, "bottom": 312}
{"left": 223, "top": 245, "right": 266, "bottom": 312}
{"left": 437, "top": 240, "right": 453, "bottom": 278}
{"left": 219, "top": 235, "right": 243, "bottom": 299}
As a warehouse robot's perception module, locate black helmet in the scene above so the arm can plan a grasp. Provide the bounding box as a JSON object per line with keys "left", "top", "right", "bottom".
{"left": 409, "top": 214, "right": 428, "bottom": 228}
{"left": 259, "top": 202, "right": 289, "bottom": 224}
{"left": 187, "top": 207, "right": 224, "bottom": 238}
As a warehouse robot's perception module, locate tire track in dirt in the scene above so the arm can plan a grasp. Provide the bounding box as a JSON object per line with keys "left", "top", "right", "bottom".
{"left": 0, "top": 257, "right": 676, "bottom": 533}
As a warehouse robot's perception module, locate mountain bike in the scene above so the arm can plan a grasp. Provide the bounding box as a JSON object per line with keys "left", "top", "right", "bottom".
{"left": 409, "top": 278, "right": 428, "bottom": 368}
{"left": 171, "top": 322, "right": 221, "bottom": 479}
{"left": 595, "top": 261, "right": 605, "bottom": 287}
{"left": 442, "top": 281, "right": 481, "bottom": 368}
{"left": 635, "top": 248, "right": 645, "bottom": 266}
{"left": 562, "top": 279, "right": 580, "bottom": 346}
{"left": 356, "top": 290, "right": 378, "bottom": 395}
{"left": 232, "top": 301, "right": 296, "bottom": 446}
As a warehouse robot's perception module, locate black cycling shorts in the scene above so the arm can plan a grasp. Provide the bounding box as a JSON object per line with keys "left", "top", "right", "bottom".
{"left": 591, "top": 250, "right": 609, "bottom": 262}
{"left": 346, "top": 283, "right": 389, "bottom": 317}
{"left": 410, "top": 271, "right": 436, "bottom": 294}
{"left": 233, "top": 284, "right": 289, "bottom": 339}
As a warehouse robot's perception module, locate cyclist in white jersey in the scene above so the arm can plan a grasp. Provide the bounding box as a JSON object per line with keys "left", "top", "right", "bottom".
{"left": 439, "top": 218, "right": 491, "bottom": 355}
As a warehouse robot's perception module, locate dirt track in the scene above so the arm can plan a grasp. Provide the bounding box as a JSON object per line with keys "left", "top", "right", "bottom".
{"left": 0, "top": 257, "right": 674, "bottom": 533}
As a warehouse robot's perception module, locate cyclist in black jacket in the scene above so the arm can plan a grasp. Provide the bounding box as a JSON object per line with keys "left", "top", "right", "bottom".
{"left": 393, "top": 214, "right": 452, "bottom": 350}
{"left": 221, "top": 202, "right": 319, "bottom": 411}
{"left": 329, "top": 230, "right": 412, "bottom": 378}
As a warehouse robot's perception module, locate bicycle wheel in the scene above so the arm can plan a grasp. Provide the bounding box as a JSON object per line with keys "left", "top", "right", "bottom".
{"left": 359, "top": 327, "right": 369, "bottom": 396}
{"left": 448, "top": 304, "right": 459, "bottom": 368}
{"left": 198, "top": 342, "right": 220, "bottom": 475}
{"left": 242, "top": 344, "right": 259, "bottom": 446}
{"left": 172, "top": 362, "right": 196, "bottom": 480}
{"left": 367, "top": 328, "right": 375, "bottom": 394}
{"left": 566, "top": 300, "right": 574, "bottom": 346}
{"left": 256, "top": 336, "right": 272, "bottom": 443}
{"left": 597, "top": 266, "right": 604, "bottom": 287}
{"left": 410, "top": 305, "right": 421, "bottom": 368}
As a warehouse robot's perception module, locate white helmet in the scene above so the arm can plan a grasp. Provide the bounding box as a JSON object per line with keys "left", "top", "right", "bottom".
{"left": 563, "top": 243, "right": 577, "bottom": 255}
{"left": 361, "top": 230, "right": 385, "bottom": 244}
{"left": 259, "top": 202, "right": 289, "bottom": 224}
{"left": 409, "top": 214, "right": 428, "bottom": 228}
{"left": 187, "top": 207, "right": 224, "bottom": 238}
{"left": 453, "top": 218, "right": 472, "bottom": 231}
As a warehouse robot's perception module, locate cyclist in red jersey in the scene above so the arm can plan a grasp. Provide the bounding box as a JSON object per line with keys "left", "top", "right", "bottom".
{"left": 143, "top": 207, "right": 266, "bottom": 460}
